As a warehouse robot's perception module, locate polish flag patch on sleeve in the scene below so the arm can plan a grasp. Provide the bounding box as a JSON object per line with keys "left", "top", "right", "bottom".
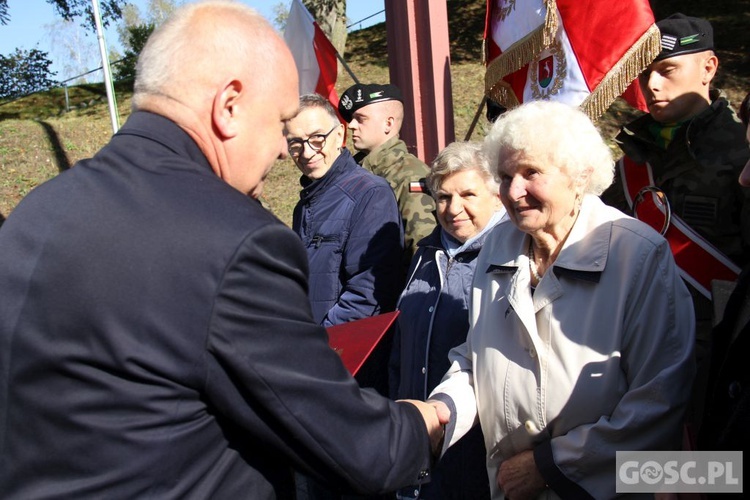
{"left": 409, "top": 180, "right": 428, "bottom": 194}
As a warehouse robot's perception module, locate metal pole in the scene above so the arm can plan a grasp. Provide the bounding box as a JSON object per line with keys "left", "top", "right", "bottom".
{"left": 463, "top": 96, "right": 487, "bottom": 141}
{"left": 336, "top": 52, "right": 359, "bottom": 84}
{"left": 64, "top": 83, "right": 70, "bottom": 112}
{"left": 92, "top": 0, "right": 120, "bottom": 133}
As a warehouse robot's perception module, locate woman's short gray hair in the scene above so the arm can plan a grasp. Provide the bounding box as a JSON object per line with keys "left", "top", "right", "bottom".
{"left": 482, "top": 100, "right": 614, "bottom": 195}
{"left": 427, "top": 141, "right": 499, "bottom": 196}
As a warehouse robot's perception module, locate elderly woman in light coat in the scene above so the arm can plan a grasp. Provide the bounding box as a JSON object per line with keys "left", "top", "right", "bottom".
{"left": 428, "top": 101, "right": 696, "bottom": 499}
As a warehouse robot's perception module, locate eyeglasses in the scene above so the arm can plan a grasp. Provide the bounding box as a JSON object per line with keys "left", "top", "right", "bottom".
{"left": 287, "top": 125, "right": 338, "bottom": 156}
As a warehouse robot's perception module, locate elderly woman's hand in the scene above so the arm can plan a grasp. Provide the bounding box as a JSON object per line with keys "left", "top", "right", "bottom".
{"left": 496, "top": 450, "right": 547, "bottom": 500}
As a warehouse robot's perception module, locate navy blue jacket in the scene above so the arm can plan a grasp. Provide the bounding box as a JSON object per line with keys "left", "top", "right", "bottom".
{"left": 0, "top": 111, "right": 432, "bottom": 499}
{"left": 293, "top": 149, "right": 403, "bottom": 327}
{"left": 390, "top": 225, "right": 494, "bottom": 500}
{"left": 391, "top": 225, "right": 491, "bottom": 400}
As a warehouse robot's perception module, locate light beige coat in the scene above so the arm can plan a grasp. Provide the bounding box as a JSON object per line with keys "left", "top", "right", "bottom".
{"left": 430, "top": 195, "right": 696, "bottom": 499}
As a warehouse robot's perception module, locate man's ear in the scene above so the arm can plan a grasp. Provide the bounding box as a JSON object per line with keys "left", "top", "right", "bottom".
{"left": 702, "top": 53, "right": 718, "bottom": 86}
{"left": 212, "top": 80, "right": 243, "bottom": 139}
{"left": 384, "top": 115, "right": 395, "bottom": 135}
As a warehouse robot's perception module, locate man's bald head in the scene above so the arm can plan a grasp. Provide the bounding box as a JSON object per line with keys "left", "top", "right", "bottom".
{"left": 130, "top": 0, "right": 300, "bottom": 197}
{"left": 133, "top": 0, "right": 282, "bottom": 110}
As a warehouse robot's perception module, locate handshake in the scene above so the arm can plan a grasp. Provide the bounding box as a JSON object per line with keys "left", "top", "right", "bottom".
{"left": 399, "top": 399, "right": 451, "bottom": 455}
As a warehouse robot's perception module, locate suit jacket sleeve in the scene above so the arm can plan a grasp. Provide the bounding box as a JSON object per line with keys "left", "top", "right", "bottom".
{"left": 203, "top": 223, "right": 431, "bottom": 494}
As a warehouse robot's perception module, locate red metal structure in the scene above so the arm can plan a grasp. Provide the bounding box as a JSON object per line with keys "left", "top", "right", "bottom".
{"left": 384, "top": 0, "right": 455, "bottom": 164}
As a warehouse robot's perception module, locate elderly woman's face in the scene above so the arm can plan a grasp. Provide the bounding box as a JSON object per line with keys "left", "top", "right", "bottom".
{"left": 434, "top": 168, "right": 501, "bottom": 243}
{"left": 498, "top": 151, "right": 579, "bottom": 237}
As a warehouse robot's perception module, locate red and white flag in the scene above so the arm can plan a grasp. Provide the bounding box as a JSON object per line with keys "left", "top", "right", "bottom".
{"left": 484, "top": 0, "right": 659, "bottom": 119}
{"left": 284, "top": 0, "right": 340, "bottom": 110}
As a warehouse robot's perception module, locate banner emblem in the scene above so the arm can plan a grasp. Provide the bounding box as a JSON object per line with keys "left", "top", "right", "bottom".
{"left": 530, "top": 41, "right": 566, "bottom": 99}
{"left": 538, "top": 56, "right": 554, "bottom": 88}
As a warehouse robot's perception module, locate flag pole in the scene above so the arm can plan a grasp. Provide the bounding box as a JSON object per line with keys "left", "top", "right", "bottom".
{"left": 463, "top": 96, "right": 487, "bottom": 141}
{"left": 335, "top": 52, "right": 359, "bottom": 84}
{"left": 92, "top": 0, "right": 120, "bottom": 133}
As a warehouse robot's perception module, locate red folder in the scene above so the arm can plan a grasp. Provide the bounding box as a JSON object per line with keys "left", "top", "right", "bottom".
{"left": 327, "top": 311, "right": 400, "bottom": 375}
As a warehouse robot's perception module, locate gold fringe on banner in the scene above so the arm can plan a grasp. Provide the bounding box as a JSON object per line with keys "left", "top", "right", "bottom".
{"left": 488, "top": 79, "right": 522, "bottom": 111}
{"left": 484, "top": 0, "right": 559, "bottom": 102}
{"left": 581, "top": 23, "right": 661, "bottom": 121}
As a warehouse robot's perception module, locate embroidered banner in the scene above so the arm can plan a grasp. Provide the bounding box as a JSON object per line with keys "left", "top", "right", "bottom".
{"left": 484, "top": 0, "right": 660, "bottom": 119}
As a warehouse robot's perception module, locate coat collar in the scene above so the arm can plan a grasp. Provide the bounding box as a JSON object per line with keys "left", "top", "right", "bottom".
{"left": 417, "top": 211, "right": 506, "bottom": 256}
{"left": 485, "top": 195, "right": 619, "bottom": 283}
{"left": 617, "top": 89, "right": 729, "bottom": 151}
{"left": 298, "top": 148, "right": 356, "bottom": 200}
{"left": 116, "top": 111, "right": 213, "bottom": 173}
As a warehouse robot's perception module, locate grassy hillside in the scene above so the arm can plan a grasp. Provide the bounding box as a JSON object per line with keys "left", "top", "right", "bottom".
{"left": 1, "top": 0, "right": 748, "bottom": 227}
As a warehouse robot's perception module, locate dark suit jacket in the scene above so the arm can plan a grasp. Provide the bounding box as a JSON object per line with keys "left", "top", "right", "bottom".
{"left": 0, "top": 111, "right": 431, "bottom": 499}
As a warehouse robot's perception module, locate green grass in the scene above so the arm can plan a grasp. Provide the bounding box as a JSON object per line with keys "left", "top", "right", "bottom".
{"left": 1, "top": 0, "right": 748, "bottom": 227}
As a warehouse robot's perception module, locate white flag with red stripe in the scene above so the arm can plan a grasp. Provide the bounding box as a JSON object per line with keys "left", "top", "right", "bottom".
{"left": 284, "top": 0, "right": 340, "bottom": 109}
{"left": 484, "top": 0, "right": 659, "bottom": 119}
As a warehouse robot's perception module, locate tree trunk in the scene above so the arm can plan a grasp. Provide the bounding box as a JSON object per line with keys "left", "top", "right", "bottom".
{"left": 303, "top": 0, "right": 347, "bottom": 56}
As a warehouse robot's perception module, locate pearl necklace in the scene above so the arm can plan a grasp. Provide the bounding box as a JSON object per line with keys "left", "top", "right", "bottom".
{"left": 528, "top": 241, "right": 542, "bottom": 282}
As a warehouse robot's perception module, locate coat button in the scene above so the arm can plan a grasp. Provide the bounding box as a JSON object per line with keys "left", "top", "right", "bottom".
{"left": 525, "top": 420, "right": 540, "bottom": 434}
{"left": 421, "top": 367, "right": 426, "bottom": 374}
{"left": 529, "top": 347, "right": 536, "bottom": 358}
{"left": 428, "top": 306, "right": 434, "bottom": 312}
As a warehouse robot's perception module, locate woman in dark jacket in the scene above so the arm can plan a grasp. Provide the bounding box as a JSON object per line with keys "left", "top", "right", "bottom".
{"left": 390, "top": 141, "right": 506, "bottom": 499}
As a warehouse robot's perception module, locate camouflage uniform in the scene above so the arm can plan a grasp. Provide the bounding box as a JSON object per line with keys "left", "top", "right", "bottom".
{"left": 355, "top": 136, "right": 437, "bottom": 267}
{"left": 601, "top": 90, "right": 750, "bottom": 430}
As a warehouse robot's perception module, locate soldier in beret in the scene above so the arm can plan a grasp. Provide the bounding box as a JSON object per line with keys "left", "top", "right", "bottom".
{"left": 339, "top": 83, "right": 437, "bottom": 269}
{"left": 601, "top": 13, "right": 750, "bottom": 434}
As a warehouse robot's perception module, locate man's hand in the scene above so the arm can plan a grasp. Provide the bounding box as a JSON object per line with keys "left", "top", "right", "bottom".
{"left": 426, "top": 399, "right": 450, "bottom": 426}
{"left": 399, "top": 399, "right": 445, "bottom": 455}
{"left": 496, "top": 449, "right": 547, "bottom": 500}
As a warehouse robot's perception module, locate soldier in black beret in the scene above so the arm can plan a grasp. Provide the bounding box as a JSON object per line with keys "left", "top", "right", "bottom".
{"left": 338, "top": 83, "right": 437, "bottom": 269}
{"left": 601, "top": 12, "right": 750, "bottom": 437}
{"left": 640, "top": 12, "right": 717, "bottom": 124}
{"left": 654, "top": 12, "right": 713, "bottom": 61}
{"left": 338, "top": 83, "right": 403, "bottom": 122}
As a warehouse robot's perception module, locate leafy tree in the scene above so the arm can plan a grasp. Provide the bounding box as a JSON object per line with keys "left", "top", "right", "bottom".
{"left": 116, "top": 2, "right": 145, "bottom": 52}
{"left": 45, "top": 18, "right": 100, "bottom": 83}
{"left": 113, "top": 0, "right": 179, "bottom": 81}
{"left": 45, "top": 0, "right": 126, "bottom": 31}
{"left": 114, "top": 23, "right": 155, "bottom": 81}
{"left": 146, "top": 0, "right": 180, "bottom": 25}
{"left": 0, "top": 0, "right": 125, "bottom": 29}
{"left": 272, "top": 2, "right": 288, "bottom": 32}
{"left": 0, "top": 48, "right": 57, "bottom": 99}
{"left": 0, "top": 0, "right": 8, "bottom": 25}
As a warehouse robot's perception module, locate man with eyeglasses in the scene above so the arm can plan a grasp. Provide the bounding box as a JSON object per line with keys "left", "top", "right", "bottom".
{"left": 287, "top": 93, "right": 404, "bottom": 500}
{"left": 286, "top": 93, "right": 403, "bottom": 330}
